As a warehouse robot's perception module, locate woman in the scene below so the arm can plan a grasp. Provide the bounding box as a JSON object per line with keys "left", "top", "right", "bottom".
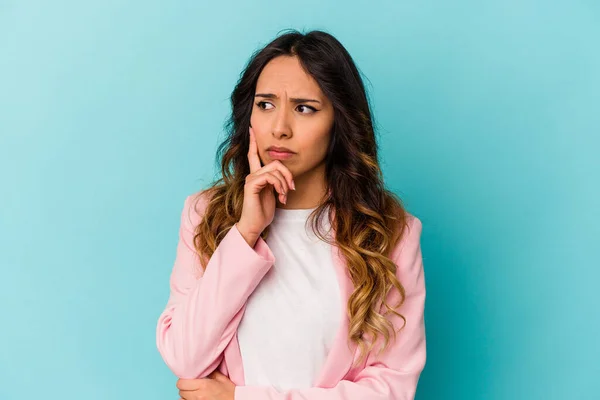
{"left": 156, "top": 29, "right": 426, "bottom": 400}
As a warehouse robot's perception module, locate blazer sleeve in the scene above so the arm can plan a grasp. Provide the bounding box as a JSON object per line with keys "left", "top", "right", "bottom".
{"left": 235, "top": 215, "right": 426, "bottom": 400}
{"left": 156, "top": 193, "right": 276, "bottom": 379}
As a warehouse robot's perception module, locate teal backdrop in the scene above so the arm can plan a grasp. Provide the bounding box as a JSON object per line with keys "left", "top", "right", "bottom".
{"left": 1, "top": 1, "right": 598, "bottom": 399}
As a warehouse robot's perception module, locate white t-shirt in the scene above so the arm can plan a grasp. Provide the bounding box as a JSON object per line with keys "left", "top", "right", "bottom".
{"left": 237, "top": 206, "right": 342, "bottom": 392}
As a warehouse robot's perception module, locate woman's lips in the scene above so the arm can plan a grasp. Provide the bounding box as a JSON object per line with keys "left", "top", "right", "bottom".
{"left": 267, "top": 150, "right": 295, "bottom": 160}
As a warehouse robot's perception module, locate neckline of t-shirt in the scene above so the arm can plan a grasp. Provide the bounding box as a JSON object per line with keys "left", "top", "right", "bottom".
{"left": 273, "top": 206, "right": 318, "bottom": 221}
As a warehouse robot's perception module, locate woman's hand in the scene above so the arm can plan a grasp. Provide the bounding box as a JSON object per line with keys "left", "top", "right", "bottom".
{"left": 237, "top": 126, "right": 295, "bottom": 242}
{"left": 177, "top": 370, "right": 236, "bottom": 400}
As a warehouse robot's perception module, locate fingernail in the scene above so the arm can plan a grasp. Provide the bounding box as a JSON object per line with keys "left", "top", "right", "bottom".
{"left": 291, "top": 180, "right": 296, "bottom": 190}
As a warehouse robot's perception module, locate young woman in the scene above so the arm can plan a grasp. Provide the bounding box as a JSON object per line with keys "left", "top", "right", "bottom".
{"left": 156, "top": 29, "right": 426, "bottom": 400}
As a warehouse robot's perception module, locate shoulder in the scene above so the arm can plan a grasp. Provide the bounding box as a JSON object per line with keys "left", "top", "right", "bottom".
{"left": 403, "top": 213, "right": 423, "bottom": 241}
{"left": 181, "top": 189, "right": 213, "bottom": 228}
{"left": 393, "top": 210, "right": 422, "bottom": 244}
{"left": 390, "top": 212, "right": 423, "bottom": 270}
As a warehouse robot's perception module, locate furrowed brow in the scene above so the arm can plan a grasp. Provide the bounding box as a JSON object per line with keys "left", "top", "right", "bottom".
{"left": 255, "top": 93, "right": 321, "bottom": 104}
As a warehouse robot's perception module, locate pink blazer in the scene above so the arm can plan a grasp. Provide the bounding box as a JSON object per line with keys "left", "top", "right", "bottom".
{"left": 156, "top": 192, "right": 427, "bottom": 399}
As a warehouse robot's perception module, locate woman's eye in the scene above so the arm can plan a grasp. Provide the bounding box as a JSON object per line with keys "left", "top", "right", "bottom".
{"left": 256, "top": 101, "right": 274, "bottom": 110}
{"left": 297, "top": 105, "right": 316, "bottom": 114}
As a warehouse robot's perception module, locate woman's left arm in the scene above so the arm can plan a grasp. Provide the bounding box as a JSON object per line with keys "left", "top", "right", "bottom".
{"left": 235, "top": 216, "right": 427, "bottom": 400}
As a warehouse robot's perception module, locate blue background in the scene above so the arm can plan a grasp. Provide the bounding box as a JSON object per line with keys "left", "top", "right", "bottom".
{"left": 1, "top": 1, "right": 598, "bottom": 399}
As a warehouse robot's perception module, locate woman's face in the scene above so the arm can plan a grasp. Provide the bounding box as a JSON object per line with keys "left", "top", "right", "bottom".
{"left": 250, "top": 55, "right": 335, "bottom": 180}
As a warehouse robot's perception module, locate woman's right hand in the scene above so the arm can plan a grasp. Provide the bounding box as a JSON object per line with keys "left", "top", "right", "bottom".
{"left": 237, "top": 126, "right": 295, "bottom": 243}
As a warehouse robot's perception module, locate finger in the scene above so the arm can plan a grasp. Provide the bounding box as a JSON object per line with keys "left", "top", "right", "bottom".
{"left": 249, "top": 171, "right": 286, "bottom": 199}
{"left": 261, "top": 172, "right": 287, "bottom": 199}
{"left": 179, "top": 386, "right": 208, "bottom": 398}
{"left": 271, "top": 170, "right": 289, "bottom": 204}
{"left": 248, "top": 126, "right": 262, "bottom": 174}
{"left": 176, "top": 379, "right": 203, "bottom": 391}
{"left": 179, "top": 390, "right": 197, "bottom": 400}
{"left": 264, "top": 172, "right": 288, "bottom": 204}
{"left": 212, "top": 371, "right": 231, "bottom": 382}
{"left": 259, "top": 160, "right": 295, "bottom": 191}
{"left": 208, "top": 370, "right": 226, "bottom": 380}
{"left": 258, "top": 169, "right": 289, "bottom": 195}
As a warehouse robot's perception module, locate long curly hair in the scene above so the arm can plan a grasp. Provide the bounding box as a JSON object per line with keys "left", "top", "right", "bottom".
{"left": 190, "top": 29, "right": 411, "bottom": 368}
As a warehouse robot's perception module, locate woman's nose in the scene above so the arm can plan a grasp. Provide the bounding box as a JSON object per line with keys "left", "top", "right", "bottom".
{"left": 272, "top": 105, "right": 292, "bottom": 138}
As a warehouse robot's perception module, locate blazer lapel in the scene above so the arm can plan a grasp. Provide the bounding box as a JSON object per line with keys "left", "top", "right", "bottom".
{"left": 311, "top": 237, "right": 358, "bottom": 387}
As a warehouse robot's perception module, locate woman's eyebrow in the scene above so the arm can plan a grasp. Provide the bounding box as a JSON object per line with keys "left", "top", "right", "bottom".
{"left": 255, "top": 93, "right": 321, "bottom": 104}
